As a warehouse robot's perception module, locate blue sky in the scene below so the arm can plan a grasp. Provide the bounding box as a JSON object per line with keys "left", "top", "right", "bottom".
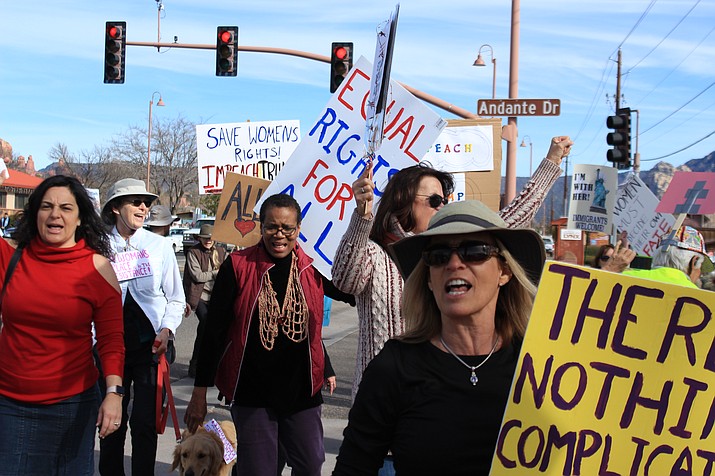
{"left": 2, "top": 0, "right": 714, "bottom": 177}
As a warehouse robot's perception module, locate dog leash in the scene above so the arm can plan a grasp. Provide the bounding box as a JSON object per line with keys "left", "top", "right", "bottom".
{"left": 156, "top": 352, "right": 182, "bottom": 442}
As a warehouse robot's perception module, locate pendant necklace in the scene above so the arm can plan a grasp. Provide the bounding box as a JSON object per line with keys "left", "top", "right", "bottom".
{"left": 439, "top": 335, "right": 499, "bottom": 385}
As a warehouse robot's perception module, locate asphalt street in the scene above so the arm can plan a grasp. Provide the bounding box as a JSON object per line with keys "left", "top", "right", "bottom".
{"left": 92, "top": 251, "right": 359, "bottom": 475}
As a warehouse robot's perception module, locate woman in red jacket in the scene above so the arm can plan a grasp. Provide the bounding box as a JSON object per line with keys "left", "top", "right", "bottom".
{"left": 0, "top": 175, "right": 124, "bottom": 475}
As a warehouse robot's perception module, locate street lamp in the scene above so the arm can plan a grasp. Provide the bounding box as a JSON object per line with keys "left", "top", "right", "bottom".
{"left": 473, "top": 44, "right": 496, "bottom": 99}
{"left": 520, "top": 136, "right": 533, "bottom": 177}
{"left": 146, "top": 91, "right": 165, "bottom": 193}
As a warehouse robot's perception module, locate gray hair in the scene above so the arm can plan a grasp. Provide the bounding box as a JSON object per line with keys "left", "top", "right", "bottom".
{"left": 653, "top": 246, "right": 704, "bottom": 273}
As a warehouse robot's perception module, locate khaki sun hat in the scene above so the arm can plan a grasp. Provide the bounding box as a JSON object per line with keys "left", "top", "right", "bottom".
{"left": 197, "top": 224, "right": 214, "bottom": 239}
{"left": 101, "top": 178, "right": 157, "bottom": 215}
{"left": 145, "top": 205, "right": 179, "bottom": 227}
{"left": 389, "top": 200, "right": 546, "bottom": 284}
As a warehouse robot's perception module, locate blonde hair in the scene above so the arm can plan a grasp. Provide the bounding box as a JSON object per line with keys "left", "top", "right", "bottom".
{"left": 400, "top": 237, "right": 537, "bottom": 344}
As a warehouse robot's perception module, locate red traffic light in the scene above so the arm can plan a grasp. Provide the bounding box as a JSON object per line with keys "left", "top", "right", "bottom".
{"left": 330, "top": 42, "right": 353, "bottom": 93}
{"left": 334, "top": 46, "right": 348, "bottom": 60}
{"left": 219, "top": 30, "right": 233, "bottom": 44}
{"left": 216, "top": 26, "right": 239, "bottom": 77}
{"left": 104, "top": 21, "right": 126, "bottom": 84}
{"left": 107, "top": 25, "right": 122, "bottom": 40}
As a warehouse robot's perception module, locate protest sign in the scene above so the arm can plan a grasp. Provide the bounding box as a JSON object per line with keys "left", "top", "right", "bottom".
{"left": 613, "top": 174, "right": 675, "bottom": 256}
{"left": 257, "top": 55, "right": 447, "bottom": 278}
{"left": 566, "top": 164, "right": 617, "bottom": 233}
{"left": 656, "top": 171, "right": 715, "bottom": 215}
{"left": 212, "top": 172, "right": 270, "bottom": 248}
{"left": 422, "top": 124, "right": 494, "bottom": 172}
{"left": 195, "top": 119, "right": 300, "bottom": 194}
{"left": 491, "top": 262, "right": 715, "bottom": 475}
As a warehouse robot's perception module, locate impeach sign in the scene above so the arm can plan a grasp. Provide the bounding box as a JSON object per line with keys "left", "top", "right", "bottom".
{"left": 491, "top": 263, "right": 715, "bottom": 475}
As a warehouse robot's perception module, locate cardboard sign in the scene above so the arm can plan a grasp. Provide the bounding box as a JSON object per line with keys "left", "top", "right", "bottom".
{"left": 257, "top": 55, "right": 447, "bottom": 278}
{"left": 422, "top": 125, "right": 494, "bottom": 172}
{"left": 212, "top": 172, "right": 270, "bottom": 248}
{"left": 614, "top": 174, "right": 675, "bottom": 257}
{"left": 567, "top": 165, "right": 617, "bottom": 233}
{"left": 491, "top": 262, "right": 715, "bottom": 475}
{"left": 196, "top": 119, "right": 300, "bottom": 194}
{"left": 656, "top": 171, "right": 715, "bottom": 215}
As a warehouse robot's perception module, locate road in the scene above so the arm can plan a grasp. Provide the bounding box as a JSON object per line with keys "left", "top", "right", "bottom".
{"left": 93, "top": 251, "right": 359, "bottom": 475}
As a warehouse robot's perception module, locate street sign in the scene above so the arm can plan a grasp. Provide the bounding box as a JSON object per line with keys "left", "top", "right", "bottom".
{"left": 477, "top": 99, "right": 561, "bottom": 116}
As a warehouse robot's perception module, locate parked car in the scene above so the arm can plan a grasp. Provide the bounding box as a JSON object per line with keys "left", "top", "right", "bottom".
{"left": 167, "top": 228, "right": 185, "bottom": 253}
{"left": 182, "top": 217, "right": 216, "bottom": 254}
{"left": 542, "top": 235, "right": 554, "bottom": 256}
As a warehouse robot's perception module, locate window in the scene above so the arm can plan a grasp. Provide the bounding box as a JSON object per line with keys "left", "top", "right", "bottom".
{"left": 0, "top": 192, "right": 6, "bottom": 208}
{"left": 15, "top": 193, "right": 29, "bottom": 210}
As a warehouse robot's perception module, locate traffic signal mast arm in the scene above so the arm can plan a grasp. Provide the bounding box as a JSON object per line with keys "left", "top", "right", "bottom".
{"left": 120, "top": 40, "right": 478, "bottom": 120}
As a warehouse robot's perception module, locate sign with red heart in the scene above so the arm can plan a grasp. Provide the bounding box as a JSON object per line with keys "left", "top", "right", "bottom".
{"left": 212, "top": 172, "right": 270, "bottom": 248}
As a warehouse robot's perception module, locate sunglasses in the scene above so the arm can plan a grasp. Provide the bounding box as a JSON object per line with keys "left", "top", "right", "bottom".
{"left": 124, "top": 198, "right": 154, "bottom": 208}
{"left": 599, "top": 255, "right": 611, "bottom": 262}
{"left": 416, "top": 193, "right": 449, "bottom": 209}
{"left": 422, "top": 242, "right": 501, "bottom": 267}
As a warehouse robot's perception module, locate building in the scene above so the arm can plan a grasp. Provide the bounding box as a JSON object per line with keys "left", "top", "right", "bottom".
{"left": 1, "top": 169, "right": 43, "bottom": 216}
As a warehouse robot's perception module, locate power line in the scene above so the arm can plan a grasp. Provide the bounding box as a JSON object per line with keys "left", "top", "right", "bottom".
{"left": 642, "top": 129, "right": 715, "bottom": 161}
{"left": 625, "top": 0, "right": 701, "bottom": 74}
{"left": 617, "top": 0, "right": 657, "bottom": 50}
{"left": 640, "top": 80, "right": 715, "bottom": 135}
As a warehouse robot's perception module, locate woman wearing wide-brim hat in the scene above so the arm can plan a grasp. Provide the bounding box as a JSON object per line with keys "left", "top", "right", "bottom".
{"left": 334, "top": 200, "right": 545, "bottom": 476}
{"left": 98, "top": 178, "right": 186, "bottom": 476}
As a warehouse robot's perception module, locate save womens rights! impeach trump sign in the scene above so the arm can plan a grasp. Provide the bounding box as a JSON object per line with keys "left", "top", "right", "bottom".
{"left": 491, "top": 262, "right": 715, "bottom": 475}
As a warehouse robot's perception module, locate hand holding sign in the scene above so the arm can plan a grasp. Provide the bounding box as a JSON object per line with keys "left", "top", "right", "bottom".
{"left": 352, "top": 161, "right": 375, "bottom": 217}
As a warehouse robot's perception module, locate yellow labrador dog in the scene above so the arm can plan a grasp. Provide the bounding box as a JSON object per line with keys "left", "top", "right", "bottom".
{"left": 171, "top": 420, "right": 237, "bottom": 476}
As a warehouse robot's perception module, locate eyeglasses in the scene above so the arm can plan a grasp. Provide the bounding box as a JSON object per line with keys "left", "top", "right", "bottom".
{"left": 599, "top": 255, "right": 612, "bottom": 262}
{"left": 262, "top": 224, "right": 298, "bottom": 237}
{"left": 422, "top": 242, "right": 501, "bottom": 267}
{"left": 416, "top": 194, "right": 449, "bottom": 209}
{"left": 124, "top": 198, "right": 154, "bottom": 208}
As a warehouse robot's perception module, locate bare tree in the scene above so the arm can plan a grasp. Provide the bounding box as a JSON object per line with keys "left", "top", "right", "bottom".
{"left": 113, "top": 115, "right": 198, "bottom": 212}
{"left": 48, "top": 143, "right": 75, "bottom": 164}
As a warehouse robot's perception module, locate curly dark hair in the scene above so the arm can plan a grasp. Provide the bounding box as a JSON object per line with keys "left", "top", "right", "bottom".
{"left": 13, "top": 175, "right": 114, "bottom": 258}
{"left": 370, "top": 163, "right": 454, "bottom": 247}
{"left": 259, "top": 193, "right": 302, "bottom": 225}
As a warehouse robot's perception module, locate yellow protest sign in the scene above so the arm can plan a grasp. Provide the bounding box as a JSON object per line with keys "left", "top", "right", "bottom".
{"left": 212, "top": 172, "right": 270, "bottom": 248}
{"left": 491, "top": 261, "right": 715, "bottom": 475}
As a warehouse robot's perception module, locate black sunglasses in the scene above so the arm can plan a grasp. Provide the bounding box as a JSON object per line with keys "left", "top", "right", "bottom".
{"left": 124, "top": 198, "right": 154, "bottom": 208}
{"left": 422, "top": 242, "right": 501, "bottom": 267}
{"left": 416, "top": 193, "right": 449, "bottom": 209}
{"left": 599, "top": 255, "right": 611, "bottom": 262}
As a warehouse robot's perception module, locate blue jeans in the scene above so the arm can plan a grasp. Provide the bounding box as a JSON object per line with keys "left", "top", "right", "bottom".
{"left": 378, "top": 456, "right": 396, "bottom": 476}
{"left": 0, "top": 385, "right": 100, "bottom": 476}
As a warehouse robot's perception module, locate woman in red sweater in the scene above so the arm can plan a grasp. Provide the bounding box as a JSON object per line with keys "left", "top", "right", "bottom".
{"left": 0, "top": 175, "right": 124, "bottom": 475}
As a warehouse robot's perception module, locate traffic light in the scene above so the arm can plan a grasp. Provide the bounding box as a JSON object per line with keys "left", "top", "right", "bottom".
{"left": 330, "top": 42, "right": 353, "bottom": 93}
{"left": 104, "top": 21, "right": 126, "bottom": 84}
{"left": 606, "top": 107, "right": 632, "bottom": 168}
{"left": 216, "top": 26, "right": 238, "bottom": 76}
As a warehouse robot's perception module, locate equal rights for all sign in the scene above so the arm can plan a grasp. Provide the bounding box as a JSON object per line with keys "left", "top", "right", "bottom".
{"left": 258, "top": 55, "right": 447, "bottom": 278}
{"left": 491, "top": 263, "right": 715, "bottom": 475}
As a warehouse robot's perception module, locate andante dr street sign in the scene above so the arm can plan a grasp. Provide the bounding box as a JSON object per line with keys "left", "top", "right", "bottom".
{"left": 477, "top": 99, "right": 561, "bottom": 116}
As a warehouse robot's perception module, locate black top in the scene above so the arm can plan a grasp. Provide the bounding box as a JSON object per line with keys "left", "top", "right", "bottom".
{"left": 333, "top": 338, "right": 520, "bottom": 476}
{"left": 196, "top": 249, "right": 353, "bottom": 414}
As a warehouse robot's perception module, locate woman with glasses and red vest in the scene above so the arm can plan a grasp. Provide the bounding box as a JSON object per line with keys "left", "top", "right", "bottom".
{"left": 184, "top": 193, "right": 353, "bottom": 476}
